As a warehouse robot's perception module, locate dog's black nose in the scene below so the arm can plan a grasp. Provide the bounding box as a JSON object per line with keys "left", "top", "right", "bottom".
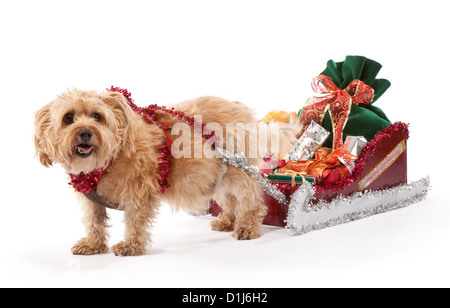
{"left": 78, "top": 129, "right": 93, "bottom": 142}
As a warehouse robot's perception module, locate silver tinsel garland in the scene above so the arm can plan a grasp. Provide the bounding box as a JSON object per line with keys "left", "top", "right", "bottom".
{"left": 212, "top": 145, "right": 431, "bottom": 235}
{"left": 207, "top": 126, "right": 430, "bottom": 232}
{"left": 215, "top": 145, "right": 288, "bottom": 205}
{"left": 286, "top": 177, "right": 431, "bottom": 235}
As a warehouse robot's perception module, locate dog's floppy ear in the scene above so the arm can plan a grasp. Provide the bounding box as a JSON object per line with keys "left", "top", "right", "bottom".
{"left": 34, "top": 103, "right": 54, "bottom": 167}
{"left": 100, "top": 91, "right": 137, "bottom": 156}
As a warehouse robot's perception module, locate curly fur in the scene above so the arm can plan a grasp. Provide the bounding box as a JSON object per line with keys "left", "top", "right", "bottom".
{"left": 34, "top": 89, "right": 300, "bottom": 256}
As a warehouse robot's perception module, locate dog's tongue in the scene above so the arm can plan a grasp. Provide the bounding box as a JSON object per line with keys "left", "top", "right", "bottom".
{"left": 77, "top": 145, "right": 94, "bottom": 153}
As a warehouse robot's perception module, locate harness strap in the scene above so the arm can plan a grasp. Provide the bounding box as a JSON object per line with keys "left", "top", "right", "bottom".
{"left": 83, "top": 190, "right": 121, "bottom": 210}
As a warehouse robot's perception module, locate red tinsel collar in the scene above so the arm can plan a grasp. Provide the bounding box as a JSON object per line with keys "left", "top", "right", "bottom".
{"left": 69, "top": 170, "right": 105, "bottom": 194}
{"left": 69, "top": 86, "right": 218, "bottom": 195}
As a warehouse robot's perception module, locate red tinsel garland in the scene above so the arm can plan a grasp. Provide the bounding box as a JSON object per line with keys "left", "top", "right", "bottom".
{"left": 272, "top": 183, "right": 300, "bottom": 201}
{"left": 69, "top": 87, "right": 220, "bottom": 195}
{"left": 108, "top": 86, "right": 220, "bottom": 193}
{"left": 314, "top": 121, "right": 409, "bottom": 194}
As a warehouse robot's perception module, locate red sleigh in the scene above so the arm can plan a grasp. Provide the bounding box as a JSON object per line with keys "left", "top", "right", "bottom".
{"left": 212, "top": 56, "right": 430, "bottom": 234}
{"left": 210, "top": 119, "right": 429, "bottom": 234}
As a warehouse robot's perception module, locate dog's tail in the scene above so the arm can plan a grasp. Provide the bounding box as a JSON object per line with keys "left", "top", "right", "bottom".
{"left": 216, "top": 116, "right": 302, "bottom": 167}
{"left": 260, "top": 117, "right": 302, "bottom": 162}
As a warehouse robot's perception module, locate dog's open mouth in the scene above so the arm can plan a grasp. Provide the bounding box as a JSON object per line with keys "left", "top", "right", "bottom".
{"left": 74, "top": 143, "right": 94, "bottom": 158}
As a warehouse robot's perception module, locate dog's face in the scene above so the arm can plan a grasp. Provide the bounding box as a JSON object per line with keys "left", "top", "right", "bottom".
{"left": 34, "top": 89, "right": 136, "bottom": 174}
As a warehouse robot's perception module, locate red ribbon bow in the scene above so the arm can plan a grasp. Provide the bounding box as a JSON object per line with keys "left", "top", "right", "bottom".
{"left": 299, "top": 75, "right": 374, "bottom": 150}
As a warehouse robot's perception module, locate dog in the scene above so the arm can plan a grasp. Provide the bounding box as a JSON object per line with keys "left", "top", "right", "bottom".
{"left": 34, "top": 88, "right": 299, "bottom": 256}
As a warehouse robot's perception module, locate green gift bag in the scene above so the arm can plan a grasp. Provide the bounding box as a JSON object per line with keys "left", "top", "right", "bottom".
{"left": 299, "top": 55, "right": 392, "bottom": 148}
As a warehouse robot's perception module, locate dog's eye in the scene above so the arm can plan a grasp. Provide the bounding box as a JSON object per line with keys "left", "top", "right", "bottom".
{"left": 91, "top": 112, "right": 101, "bottom": 122}
{"left": 63, "top": 112, "right": 74, "bottom": 125}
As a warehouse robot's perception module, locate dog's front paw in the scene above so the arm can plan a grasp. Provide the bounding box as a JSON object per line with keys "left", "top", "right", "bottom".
{"left": 71, "top": 238, "right": 108, "bottom": 255}
{"left": 111, "top": 241, "right": 146, "bottom": 256}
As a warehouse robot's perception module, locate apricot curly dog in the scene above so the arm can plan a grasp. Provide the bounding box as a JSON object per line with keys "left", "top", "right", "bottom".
{"left": 34, "top": 88, "right": 298, "bottom": 256}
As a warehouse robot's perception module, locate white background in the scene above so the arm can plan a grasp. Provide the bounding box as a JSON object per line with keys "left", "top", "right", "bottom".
{"left": 0, "top": 0, "right": 449, "bottom": 288}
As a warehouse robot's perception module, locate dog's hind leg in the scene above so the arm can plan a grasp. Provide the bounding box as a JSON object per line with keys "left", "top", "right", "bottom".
{"left": 210, "top": 194, "right": 236, "bottom": 232}
{"left": 213, "top": 168, "right": 267, "bottom": 240}
{"left": 232, "top": 175, "right": 266, "bottom": 240}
